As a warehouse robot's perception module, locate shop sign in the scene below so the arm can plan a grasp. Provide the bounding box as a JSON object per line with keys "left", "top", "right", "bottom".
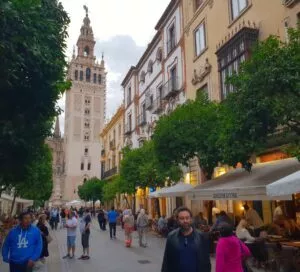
{"left": 213, "top": 192, "right": 238, "bottom": 199}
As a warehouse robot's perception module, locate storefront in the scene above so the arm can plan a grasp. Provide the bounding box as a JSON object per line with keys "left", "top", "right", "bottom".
{"left": 187, "top": 158, "right": 300, "bottom": 225}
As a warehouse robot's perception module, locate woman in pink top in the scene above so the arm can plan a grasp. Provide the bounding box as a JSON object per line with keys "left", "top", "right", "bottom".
{"left": 216, "top": 223, "right": 251, "bottom": 272}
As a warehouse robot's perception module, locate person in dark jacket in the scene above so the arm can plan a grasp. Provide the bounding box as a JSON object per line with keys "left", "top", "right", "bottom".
{"left": 37, "top": 214, "right": 49, "bottom": 261}
{"left": 97, "top": 209, "right": 106, "bottom": 231}
{"left": 162, "top": 207, "right": 211, "bottom": 272}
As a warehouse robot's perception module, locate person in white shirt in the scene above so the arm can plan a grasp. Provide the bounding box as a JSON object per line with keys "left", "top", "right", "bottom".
{"left": 243, "top": 204, "right": 264, "bottom": 237}
{"left": 273, "top": 202, "right": 284, "bottom": 221}
{"left": 63, "top": 211, "right": 78, "bottom": 259}
{"left": 236, "top": 219, "right": 256, "bottom": 243}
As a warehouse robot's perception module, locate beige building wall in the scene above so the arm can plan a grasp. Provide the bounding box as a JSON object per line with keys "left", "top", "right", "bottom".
{"left": 100, "top": 105, "right": 124, "bottom": 180}
{"left": 183, "top": 0, "right": 300, "bottom": 102}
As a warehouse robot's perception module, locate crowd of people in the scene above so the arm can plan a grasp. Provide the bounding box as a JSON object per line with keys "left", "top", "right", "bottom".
{"left": 1, "top": 202, "right": 300, "bottom": 272}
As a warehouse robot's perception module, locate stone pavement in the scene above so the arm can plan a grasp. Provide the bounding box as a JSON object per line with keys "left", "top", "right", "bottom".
{"left": 0, "top": 220, "right": 219, "bottom": 272}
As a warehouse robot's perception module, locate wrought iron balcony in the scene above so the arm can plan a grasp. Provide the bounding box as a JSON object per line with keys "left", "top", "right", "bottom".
{"left": 162, "top": 77, "right": 180, "bottom": 99}
{"left": 138, "top": 113, "right": 147, "bottom": 127}
{"left": 109, "top": 140, "right": 116, "bottom": 150}
{"left": 101, "top": 167, "right": 118, "bottom": 179}
{"left": 145, "top": 95, "right": 153, "bottom": 110}
{"left": 124, "top": 123, "right": 132, "bottom": 135}
{"left": 152, "top": 96, "right": 164, "bottom": 114}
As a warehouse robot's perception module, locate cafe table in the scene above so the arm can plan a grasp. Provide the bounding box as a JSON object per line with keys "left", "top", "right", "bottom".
{"left": 280, "top": 241, "right": 300, "bottom": 248}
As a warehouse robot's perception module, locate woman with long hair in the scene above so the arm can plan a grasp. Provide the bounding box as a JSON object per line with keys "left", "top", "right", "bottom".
{"left": 123, "top": 209, "right": 135, "bottom": 247}
{"left": 216, "top": 223, "right": 251, "bottom": 272}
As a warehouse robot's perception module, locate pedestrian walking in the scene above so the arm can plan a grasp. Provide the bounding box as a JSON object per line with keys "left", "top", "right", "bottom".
{"left": 78, "top": 209, "right": 91, "bottom": 260}
{"left": 2, "top": 211, "right": 43, "bottom": 272}
{"left": 216, "top": 222, "right": 251, "bottom": 272}
{"left": 136, "top": 209, "right": 148, "bottom": 247}
{"left": 107, "top": 206, "right": 118, "bottom": 240}
{"left": 97, "top": 209, "right": 106, "bottom": 231}
{"left": 63, "top": 211, "right": 78, "bottom": 259}
{"left": 50, "top": 208, "right": 58, "bottom": 230}
{"left": 36, "top": 214, "right": 50, "bottom": 264}
{"left": 60, "top": 208, "right": 66, "bottom": 229}
{"left": 123, "top": 209, "right": 135, "bottom": 247}
{"left": 161, "top": 207, "right": 211, "bottom": 272}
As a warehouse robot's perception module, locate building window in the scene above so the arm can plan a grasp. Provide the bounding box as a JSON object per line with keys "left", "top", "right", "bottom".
{"left": 230, "top": 0, "right": 248, "bottom": 20}
{"left": 84, "top": 120, "right": 90, "bottom": 128}
{"left": 93, "top": 73, "right": 97, "bottom": 83}
{"left": 127, "top": 87, "right": 132, "bottom": 105}
{"left": 80, "top": 71, "right": 83, "bottom": 81}
{"left": 118, "top": 124, "right": 122, "bottom": 137}
{"left": 195, "top": 0, "right": 203, "bottom": 11}
{"left": 167, "top": 24, "right": 176, "bottom": 54}
{"left": 84, "top": 148, "right": 88, "bottom": 155}
{"left": 86, "top": 68, "right": 91, "bottom": 82}
{"left": 84, "top": 46, "right": 89, "bottom": 57}
{"left": 195, "top": 22, "right": 206, "bottom": 56}
{"left": 98, "top": 74, "right": 102, "bottom": 84}
{"left": 81, "top": 162, "right": 84, "bottom": 170}
{"left": 84, "top": 133, "right": 90, "bottom": 141}
{"left": 128, "top": 114, "right": 132, "bottom": 131}
{"left": 217, "top": 27, "right": 258, "bottom": 99}
{"left": 140, "top": 71, "right": 146, "bottom": 83}
{"left": 85, "top": 97, "right": 91, "bottom": 105}
{"left": 84, "top": 108, "right": 90, "bottom": 115}
{"left": 87, "top": 162, "right": 91, "bottom": 170}
{"left": 112, "top": 155, "right": 116, "bottom": 168}
{"left": 157, "top": 85, "right": 163, "bottom": 99}
{"left": 156, "top": 47, "right": 163, "bottom": 62}
{"left": 147, "top": 60, "right": 153, "bottom": 74}
{"left": 75, "top": 70, "right": 78, "bottom": 80}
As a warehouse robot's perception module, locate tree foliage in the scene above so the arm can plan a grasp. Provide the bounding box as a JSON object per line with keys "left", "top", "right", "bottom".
{"left": 153, "top": 93, "right": 221, "bottom": 179}
{"left": 222, "top": 27, "right": 300, "bottom": 164}
{"left": 119, "top": 141, "right": 182, "bottom": 194}
{"left": 0, "top": 0, "right": 70, "bottom": 186}
{"left": 15, "top": 144, "right": 53, "bottom": 202}
{"left": 78, "top": 178, "right": 104, "bottom": 203}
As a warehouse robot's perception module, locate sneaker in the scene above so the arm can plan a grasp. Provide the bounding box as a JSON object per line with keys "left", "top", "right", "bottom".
{"left": 69, "top": 255, "right": 74, "bottom": 259}
{"left": 78, "top": 255, "right": 85, "bottom": 260}
{"left": 62, "top": 254, "right": 70, "bottom": 259}
{"left": 83, "top": 256, "right": 90, "bottom": 260}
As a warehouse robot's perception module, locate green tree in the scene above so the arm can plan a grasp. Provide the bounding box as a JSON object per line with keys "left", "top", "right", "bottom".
{"left": 0, "top": 0, "right": 70, "bottom": 187}
{"left": 153, "top": 93, "right": 221, "bottom": 179}
{"left": 9, "top": 144, "right": 53, "bottom": 213}
{"left": 222, "top": 27, "right": 300, "bottom": 165}
{"left": 78, "top": 178, "right": 104, "bottom": 209}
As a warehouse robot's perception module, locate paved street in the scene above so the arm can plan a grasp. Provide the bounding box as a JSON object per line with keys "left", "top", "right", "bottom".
{"left": 0, "top": 221, "right": 170, "bottom": 272}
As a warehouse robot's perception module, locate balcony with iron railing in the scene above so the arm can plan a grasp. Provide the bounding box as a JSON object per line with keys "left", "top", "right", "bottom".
{"left": 162, "top": 77, "right": 180, "bottom": 99}
{"left": 152, "top": 96, "right": 164, "bottom": 114}
{"left": 138, "top": 113, "right": 147, "bottom": 127}
{"left": 167, "top": 36, "right": 176, "bottom": 55}
{"left": 124, "top": 123, "right": 132, "bottom": 135}
{"left": 145, "top": 95, "right": 154, "bottom": 110}
{"left": 101, "top": 166, "right": 118, "bottom": 179}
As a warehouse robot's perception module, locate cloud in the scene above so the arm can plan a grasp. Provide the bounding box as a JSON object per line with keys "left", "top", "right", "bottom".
{"left": 94, "top": 35, "right": 145, "bottom": 118}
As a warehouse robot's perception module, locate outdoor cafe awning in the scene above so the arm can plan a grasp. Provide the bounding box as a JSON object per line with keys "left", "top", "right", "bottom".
{"left": 266, "top": 170, "right": 300, "bottom": 197}
{"left": 186, "top": 158, "right": 300, "bottom": 201}
{"left": 148, "top": 183, "right": 194, "bottom": 198}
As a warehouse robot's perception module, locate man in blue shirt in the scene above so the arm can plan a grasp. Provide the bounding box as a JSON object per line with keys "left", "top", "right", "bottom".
{"left": 2, "top": 211, "right": 43, "bottom": 272}
{"left": 107, "top": 207, "right": 118, "bottom": 239}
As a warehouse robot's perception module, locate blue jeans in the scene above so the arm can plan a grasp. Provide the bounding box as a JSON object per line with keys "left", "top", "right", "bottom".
{"left": 67, "top": 236, "right": 76, "bottom": 248}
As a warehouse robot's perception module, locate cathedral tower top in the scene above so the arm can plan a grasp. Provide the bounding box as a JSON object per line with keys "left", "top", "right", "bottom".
{"left": 76, "top": 6, "right": 96, "bottom": 60}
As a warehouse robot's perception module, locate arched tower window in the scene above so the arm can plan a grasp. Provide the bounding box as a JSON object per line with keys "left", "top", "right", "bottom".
{"left": 75, "top": 70, "right": 78, "bottom": 80}
{"left": 84, "top": 46, "right": 90, "bottom": 57}
{"left": 86, "top": 68, "right": 91, "bottom": 82}
{"left": 93, "top": 73, "right": 97, "bottom": 84}
{"left": 147, "top": 60, "right": 153, "bottom": 73}
{"left": 98, "top": 74, "right": 102, "bottom": 85}
{"left": 80, "top": 71, "right": 83, "bottom": 81}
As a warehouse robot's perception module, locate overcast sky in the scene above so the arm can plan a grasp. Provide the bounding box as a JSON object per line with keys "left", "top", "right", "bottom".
{"left": 58, "top": 0, "right": 170, "bottom": 133}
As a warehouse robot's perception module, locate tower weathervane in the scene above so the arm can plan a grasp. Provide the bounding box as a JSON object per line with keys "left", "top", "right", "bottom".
{"left": 83, "top": 5, "right": 88, "bottom": 16}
